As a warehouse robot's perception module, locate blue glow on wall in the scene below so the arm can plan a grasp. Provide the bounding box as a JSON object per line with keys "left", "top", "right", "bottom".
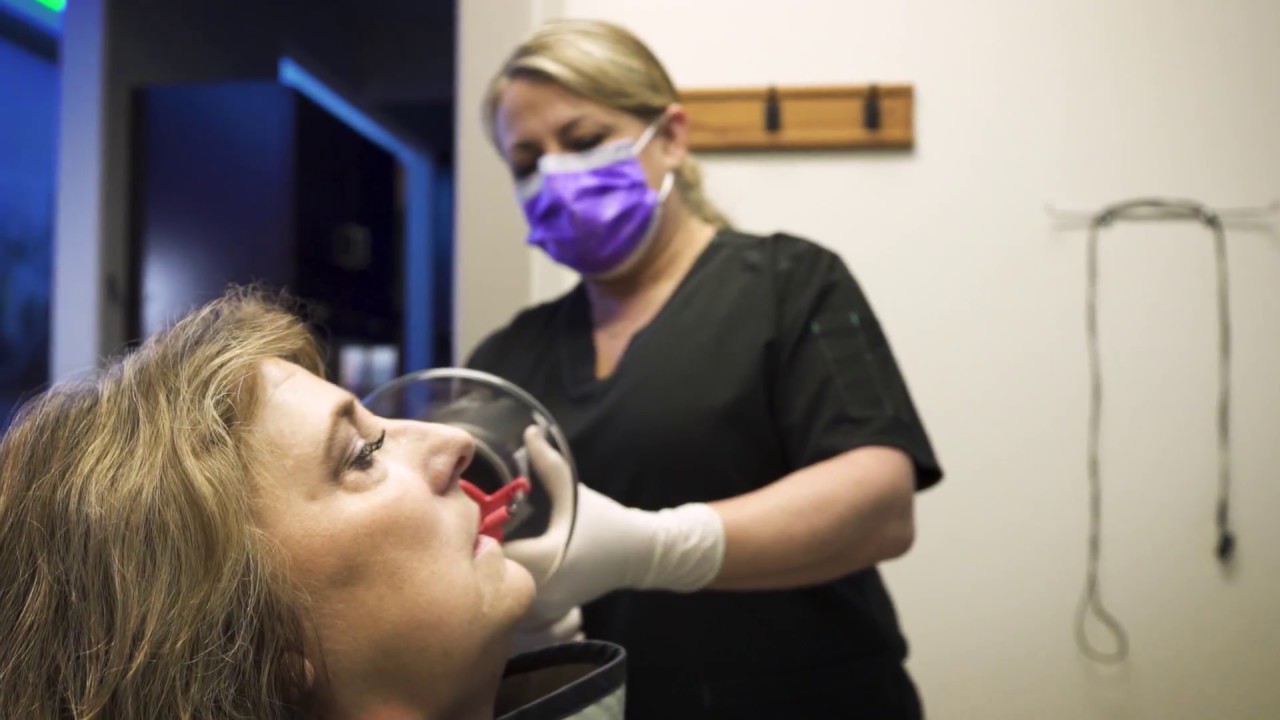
{"left": 0, "top": 35, "right": 58, "bottom": 427}
{"left": 278, "top": 57, "right": 437, "bottom": 373}
{"left": 0, "top": 0, "right": 62, "bottom": 34}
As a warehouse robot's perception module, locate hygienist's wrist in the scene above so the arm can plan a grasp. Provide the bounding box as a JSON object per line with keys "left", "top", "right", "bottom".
{"left": 635, "top": 502, "right": 725, "bottom": 592}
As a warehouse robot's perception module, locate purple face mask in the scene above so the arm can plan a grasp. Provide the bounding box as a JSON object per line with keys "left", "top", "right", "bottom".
{"left": 517, "top": 121, "right": 674, "bottom": 277}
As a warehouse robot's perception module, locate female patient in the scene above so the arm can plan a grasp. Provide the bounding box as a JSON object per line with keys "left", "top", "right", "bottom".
{"left": 0, "top": 289, "right": 623, "bottom": 719}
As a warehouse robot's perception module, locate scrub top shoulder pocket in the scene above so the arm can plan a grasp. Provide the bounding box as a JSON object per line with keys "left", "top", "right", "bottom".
{"left": 807, "top": 308, "right": 904, "bottom": 420}
{"left": 766, "top": 232, "right": 941, "bottom": 488}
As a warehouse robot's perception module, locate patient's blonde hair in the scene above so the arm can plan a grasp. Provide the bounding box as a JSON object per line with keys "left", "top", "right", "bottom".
{"left": 486, "top": 19, "right": 730, "bottom": 228}
{"left": 0, "top": 289, "right": 323, "bottom": 719}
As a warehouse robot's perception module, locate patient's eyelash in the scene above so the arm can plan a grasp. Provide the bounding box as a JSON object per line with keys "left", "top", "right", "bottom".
{"left": 350, "top": 430, "right": 386, "bottom": 472}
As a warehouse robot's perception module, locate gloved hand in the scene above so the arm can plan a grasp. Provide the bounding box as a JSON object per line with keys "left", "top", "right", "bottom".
{"left": 504, "top": 426, "right": 726, "bottom": 633}
{"left": 508, "top": 606, "right": 583, "bottom": 656}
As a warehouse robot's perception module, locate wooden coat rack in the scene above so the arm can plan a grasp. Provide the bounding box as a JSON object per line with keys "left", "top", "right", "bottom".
{"left": 679, "top": 84, "right": 914, "bottom": 152}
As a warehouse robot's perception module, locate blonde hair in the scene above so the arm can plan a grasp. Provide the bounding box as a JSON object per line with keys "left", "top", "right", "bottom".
{"left": 486, "top": 19, "right": 730, "bottom": 228}
{"left": 0, "top": 288, "right": 324, "bottom": 719}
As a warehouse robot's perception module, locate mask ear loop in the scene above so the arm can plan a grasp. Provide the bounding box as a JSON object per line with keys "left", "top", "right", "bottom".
{"left": 635, "top": 110, "right": 677, "bottom": 205}
{"left": 632, "top": 108, "right": 673, "bottom": 156}
{"left": 655, "top": 170, "right": 675, "bottom": 204}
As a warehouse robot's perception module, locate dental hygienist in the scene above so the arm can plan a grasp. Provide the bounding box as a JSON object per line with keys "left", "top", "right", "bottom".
{"left": 469, "top": 19, "right": 944, "bottom": 720}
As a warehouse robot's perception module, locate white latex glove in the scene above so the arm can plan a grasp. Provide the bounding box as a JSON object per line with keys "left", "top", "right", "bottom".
{"left": 508, "top": 606, "right": 584, "bottom": 656}
{"left": 504, "top": 426, "right": 726, "bottom": 632}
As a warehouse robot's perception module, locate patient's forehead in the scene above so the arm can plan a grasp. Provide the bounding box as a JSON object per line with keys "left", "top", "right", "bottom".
{"left": 260, "top": 358, "right": 308, "bottom": 394}
{"left": 254, "top": 359, "right": 343, "bottom": 462}
{"left": 251, "top": 360, "right": 349, "bottom": 505}
{"left": 258, "top": 359, "right": 344, "bottom": 420}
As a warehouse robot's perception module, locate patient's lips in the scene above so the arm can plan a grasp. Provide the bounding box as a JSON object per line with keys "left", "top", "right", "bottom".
{"left": 461, "top": 477, "right": 532, "bottom": 544}
{"left": 473, "top": 534, "right": 499, "bottom": 557}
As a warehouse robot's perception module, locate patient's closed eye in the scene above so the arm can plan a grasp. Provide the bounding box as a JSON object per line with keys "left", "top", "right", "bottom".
{"left": 349, "top": 430, "right": 386, "bottom": 472}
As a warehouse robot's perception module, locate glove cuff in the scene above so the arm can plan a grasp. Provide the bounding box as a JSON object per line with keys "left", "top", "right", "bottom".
{"left": 641, "top": 503, "right": 725, "bottom": 592}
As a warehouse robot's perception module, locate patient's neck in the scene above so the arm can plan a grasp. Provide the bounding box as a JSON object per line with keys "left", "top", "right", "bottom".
{"left": 325, "top": 696, "right": 494, "bottom": 720}
{"left": 322, "top": 680, "right": 497, "bottom": 720}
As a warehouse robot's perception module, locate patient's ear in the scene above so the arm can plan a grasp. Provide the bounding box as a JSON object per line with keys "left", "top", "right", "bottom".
{"left": 282, "top": 652, "right": 323, "bottom": 712}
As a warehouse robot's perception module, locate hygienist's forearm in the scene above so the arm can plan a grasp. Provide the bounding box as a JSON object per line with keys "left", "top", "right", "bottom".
{"left": 706, "top": 446, "right": 916, "bottom": 591}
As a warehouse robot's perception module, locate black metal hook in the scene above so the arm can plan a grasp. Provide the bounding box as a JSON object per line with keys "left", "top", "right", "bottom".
{"left": 863, "top": 84, "right": 882, "bottom": 131}
{"left": 764, "top": 86, "right": 782, "bottom": 133}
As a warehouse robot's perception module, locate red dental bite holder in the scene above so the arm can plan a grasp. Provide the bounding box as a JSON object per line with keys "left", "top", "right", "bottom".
{"left": 461, "top": 477, "right": 532, "bottom": 542}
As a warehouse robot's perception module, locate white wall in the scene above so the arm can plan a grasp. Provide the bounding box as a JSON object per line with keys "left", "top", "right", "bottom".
{"left": 454, "top": 0, "right": 584, "bottom": 360}
{"left": 464, "top": 1, "right": 1280, "bottom": 718}
{"left": 453, "top": 0, "right": 538, "bottom": 361}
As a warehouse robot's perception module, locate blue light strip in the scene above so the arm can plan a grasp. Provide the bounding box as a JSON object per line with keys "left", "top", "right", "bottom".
{"left": 403, "top": 158, "right": 434, "bottom": 372}
{"left": 0, "top": 0, "right": 63, "bottom": 34}
{"left": 278, "top": 57, "right": 436, "bottom": 373}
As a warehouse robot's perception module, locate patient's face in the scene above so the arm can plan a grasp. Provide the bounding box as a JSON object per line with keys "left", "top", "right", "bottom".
{"left": 253, "top": 360, "right": 534, "bottom": 713}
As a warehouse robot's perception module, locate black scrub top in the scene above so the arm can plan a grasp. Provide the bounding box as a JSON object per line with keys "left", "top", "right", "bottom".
{"left": 469, "top": 229, "right": 942, "bottom": 717}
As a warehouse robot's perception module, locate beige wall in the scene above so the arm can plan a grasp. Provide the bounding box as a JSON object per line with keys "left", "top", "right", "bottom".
{"left": 454, "top": 0, "right": 562, "bottom": 361}
{"left": 457, "top": 2, "right": 1280, "bottom": 717}
{"left": 453, "top": 0, "right": 585, "bottom": 361}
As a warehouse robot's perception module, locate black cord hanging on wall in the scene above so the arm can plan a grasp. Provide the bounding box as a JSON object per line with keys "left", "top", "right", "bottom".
{"left": 1046, "top": 197, "right": 1279, "bottom": 664}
